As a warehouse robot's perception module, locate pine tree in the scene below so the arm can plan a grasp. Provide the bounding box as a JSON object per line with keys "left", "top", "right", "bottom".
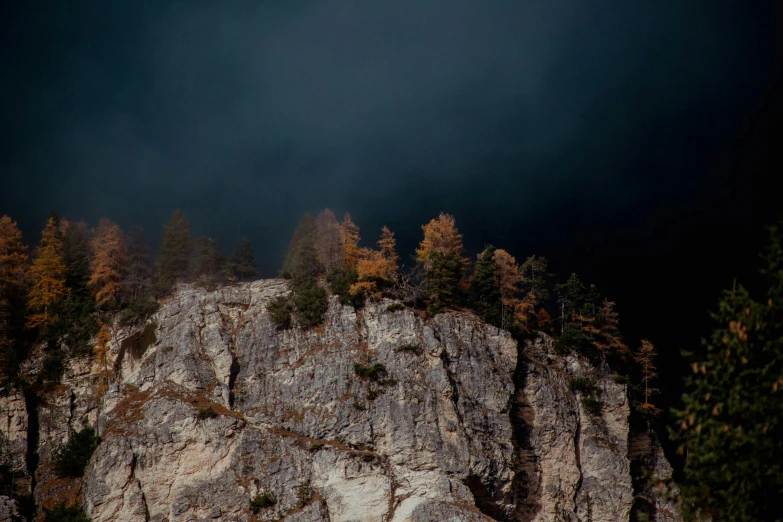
{"left": 0, "top": 216, "right": 28, "bottom": 378}
{"left": 89, "top": 218, "right": 128, "bottom": 307}
{"left": 125, "top": 226, "right": 152, "bottom": 302}
{"left": 154, "top": 210, "right": 191, "bottom": 295}
{"left": 519, "top": 255, "right": 552, "bottom": 331}
{"left": 471, "top": 245, "right": 502, "bottom": 327}
{"left": 224, "top": 238, "right": 257, "bottom": 281}
{"left": 556, "top": 273, "right": 586, "bottom": 334}
{"left": 672, "top": 224, "right": 783, "bottom": 521}
{"left": 27, "top": 216, "right": 68, "bottom": 330}
{"left": 279, "top": 214, "right": 328, "bottom": 329}
{"left": 281, "top": 214, "right": 320, "bottom": 279}
{"left": 290, "top": 232, "right": 327, "bottom": 328}
{"left": 191, "top": 237, "right": 225, "bottom": 288}
{"left": 61, "top": 220, "right": 92, "bottom": 298}
{"left": 520, "top": 255, "right": 551, "bottom": 303}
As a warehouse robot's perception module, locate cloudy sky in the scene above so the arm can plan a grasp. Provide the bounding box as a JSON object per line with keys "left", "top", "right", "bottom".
{"left": 1, "top": 1, "right": 781, "bottom": 401}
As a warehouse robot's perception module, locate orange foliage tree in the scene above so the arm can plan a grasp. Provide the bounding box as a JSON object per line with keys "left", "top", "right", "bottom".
{"left": 417, "top": 213, "right": 468, "bottom": 312}
{"left": 89, "top": 218, "right": 128, "bottom": 307}
{"left": 27, "top": 216, "right": 68, "bottom": 329}
{"left": 634, "top": 339, "right": 660, "bottom": 415}
{"left": 415, "top": 213, "right": 466, "bottom": 267}
{"left": 0, "top": 215, "right": 28, "bottom": 370}
{"left": 493, "top": 248, "right": 524, "bottom": 329}
{"left": 595, "top": 299, "right": 629, "bottom": 367}
{"left": 350, "top": 227, "right": 399, "bottom": 298}
{"left": 340, "top": 213, "right": 361, "bottom": 270}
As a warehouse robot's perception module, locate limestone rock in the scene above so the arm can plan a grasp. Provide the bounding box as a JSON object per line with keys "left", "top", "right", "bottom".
{"left": 0, "top": 281, "right": 683, "bottom": 521}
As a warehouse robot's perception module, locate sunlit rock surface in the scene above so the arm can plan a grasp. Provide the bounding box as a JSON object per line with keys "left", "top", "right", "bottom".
{"left": 1, "top": 281, "right": 682, "bottom": 521}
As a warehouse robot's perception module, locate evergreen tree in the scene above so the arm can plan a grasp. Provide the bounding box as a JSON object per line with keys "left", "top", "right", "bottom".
{"left": 125, "top": 226, "right": 152, "bottom": 302}
{"left": 520, "top": 255, "right": 551, "bottom": 304}
{"left": 315, "top": 209, "right": 342, "bottom": 271}
{"left": 672, "top": 224, "right": 783, "bottom": 521}
{"left": 27, "top": 216, "right": 68, "bottom": 330}
{"left": 471, "top": 245, "right": 503, "bottom": 327}
{"left": 556, "top": 272, "right": 587, "bottom": 334}
{"left": 89, "top": 218, "right": 128, "bottom": 307}
{"left": 278, "top": 214, "right": 328, "bottom": 329}
{"left": 61, "top": 220, "right": 92, "bottom": 298}
{"left": 280, "top": 214, "right": 320, "bottom": 279}
{"left": 225, "top": 237, "right": 257, "bottom": 281}
{"left": 154, "top": 210, "right": 191, "bottom": 295}
{"left": 0, "top": 216, "right": 28, "bottom": 378}
{"left": 519, "top": 255, "right": 552, "bottom": 331}
{"left": 290, "top": 233, "right": 327, "bottom": 328}
{"left": 191, "top": 237, "right": 225, "bottom": 288}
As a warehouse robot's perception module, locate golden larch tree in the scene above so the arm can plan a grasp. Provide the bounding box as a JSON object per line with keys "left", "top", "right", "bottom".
{"left": 0, "top": 215, "right": 29, "bottom": 365}
{"left": 634, "top": 339, "right": 660, "bottom": 415}
{"left": 351, "top": 227, "right": 400, "bottom": 297}
{"left": 27, "top": 216, "right": 68, "bottom": 329}
{"left": 89, "top": 218, "right": 128, "bottom": 307}
{"left": 340, "top": 213, "right": 361, "bottom": 270}
{"left": 0, "top": 216, "right": 28, "bottom": 302}
{"left": 595, "top": 299, "right": 629, "bottom": 366}
{"left": 378, "top": 227, "right": 399, "bottom": 270}
{"left": 492, "top": 248, "right": 525, "bottom": 328}
{"left": 415, "top": 213, "right": 466, "bottom": 268}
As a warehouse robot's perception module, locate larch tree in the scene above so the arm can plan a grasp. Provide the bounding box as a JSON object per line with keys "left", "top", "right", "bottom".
{"left": 27, "top": 216, "right": 68, "bottom": 330}
{"left": 89, "top": 218, "right": 128, "bottom": 308}
{"left": 350, "top": 227, "right": 399, "bottom": 298}
{"left": 672, "top": 223, "right": 783, "bottom": 521}
{"left": 633, "top": 339, "right": 659, "bottom": 415}
{"left": 340, "top": 213, "right": 361, "bottom": 271}
{"left": 595, "top": 299, "right": 629, "bottom": 368}
{"left": 493, "top": 248, "right": 523, "bottom": 330}
{"left": 316, "top": 209, "right": 342, "bottom": 271}
{"left": 416, "top": 213, "right": 468, "bottom": 313}
{"left": 154, "top": 210, "right": 191, "bottom": 295}
{"left": 225, "top": 237, "right": 257, "bottom": 281}
{"left": 519, "top": 255, "right": 552, "bottom": 331}
{"left": 0, "top": 215, "right": 28, "bottom": 376}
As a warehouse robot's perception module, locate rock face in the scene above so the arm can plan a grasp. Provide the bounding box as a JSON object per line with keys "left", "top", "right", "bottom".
{"left": 0, "top": 388, "right": 29, "bottom": 497}
{"left": 0, "top": 281, "right": 682, "bottom": 521}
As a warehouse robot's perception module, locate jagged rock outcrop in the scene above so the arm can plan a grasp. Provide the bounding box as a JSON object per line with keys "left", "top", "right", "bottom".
{"left": 1, "top": 280, "right": 683, "bottom": 521}
{"left": 0, "top": 387, "right": 29, "bottom": 498}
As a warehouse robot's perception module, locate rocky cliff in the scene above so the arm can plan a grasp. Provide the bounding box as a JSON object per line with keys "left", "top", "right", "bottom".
{"left": 1, "top": 280, "right": 679, "bottom": 521}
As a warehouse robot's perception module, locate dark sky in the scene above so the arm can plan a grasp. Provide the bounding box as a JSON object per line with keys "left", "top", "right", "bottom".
{"left": 1, "top": 1, "right": 782, "bottom": 422}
